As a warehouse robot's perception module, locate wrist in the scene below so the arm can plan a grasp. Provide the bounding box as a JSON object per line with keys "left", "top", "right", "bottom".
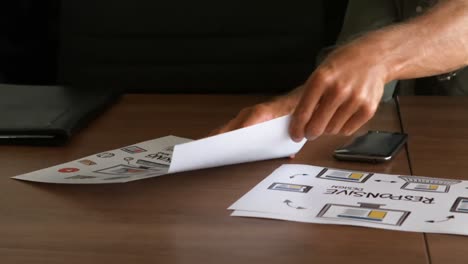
{"left": 356, "top": 32, "right": 401, "bottom": 84}
{"left": 361, "top": 23, "right": 427, "bottom": 83}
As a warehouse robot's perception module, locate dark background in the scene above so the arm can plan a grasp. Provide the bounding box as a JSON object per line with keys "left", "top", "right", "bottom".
{"left": 0, "top": 1, "right": 60, "bottom": 84}
{"left": 0, "top": 0, "right": 347, "bottom": 93}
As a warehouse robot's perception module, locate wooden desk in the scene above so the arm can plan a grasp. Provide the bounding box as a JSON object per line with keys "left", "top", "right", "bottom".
{"left": 0, "top": 95, "right": 427, "bottom": 264}
{"left": 399, "top": 96, "right": 468, "bottom": 264}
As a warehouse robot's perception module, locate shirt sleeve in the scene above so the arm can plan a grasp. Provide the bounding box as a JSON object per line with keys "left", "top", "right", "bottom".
{"left": 337, "top": 0, "right": 399, "bottom": 44}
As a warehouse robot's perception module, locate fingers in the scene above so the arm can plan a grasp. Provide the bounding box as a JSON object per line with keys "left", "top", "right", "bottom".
{"left": 208, "top": 104, "right": 274, "bottom": 136}
{"left": 341, "top": 103, "right": 378, "bottom": 136}
{"left": 291, "top": 67, "right": 356, "bottom": 141}
{"left": 289, "top": 70, "right": 329, "bottom": 141}
{"left": 289, "top": 68, "right": 382, "bottom": 140}
{"left": 210, "top": 86, "right": 305, "bottom": 137}
{"left": 303, "top": 87, "right": 349, "bottom": 139}
{"left": 324, "top": 97, "right": 361, "bottom": 135}
{"left": 209, "top": 118, "right": 243, "bottom": 136}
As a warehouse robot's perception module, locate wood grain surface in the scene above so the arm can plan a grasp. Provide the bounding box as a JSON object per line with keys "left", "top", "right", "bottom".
{"left": 399, "top": 96, "right": 468, "bottom": 264}
{"left": 0, "top": 95, "right": 426, "bottom": 264}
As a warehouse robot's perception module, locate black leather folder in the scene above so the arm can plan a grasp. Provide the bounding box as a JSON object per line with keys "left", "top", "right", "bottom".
{"left": 0, "top": 84, "right": 122, "bottom": 145}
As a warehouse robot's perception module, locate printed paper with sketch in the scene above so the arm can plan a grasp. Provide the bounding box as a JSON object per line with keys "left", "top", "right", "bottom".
{"left": 12, "top": 115, "right": 306, "bottom": 184}
{"left": 229, "top": 164, "right": 468, "bottom": 236}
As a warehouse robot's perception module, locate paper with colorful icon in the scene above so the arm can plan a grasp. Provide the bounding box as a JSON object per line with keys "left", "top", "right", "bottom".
{"left": 229, "top": 164, "right": 468, "bottom": 236}
{"left": 12, "top": 115, "right": 306, "bottom": 184}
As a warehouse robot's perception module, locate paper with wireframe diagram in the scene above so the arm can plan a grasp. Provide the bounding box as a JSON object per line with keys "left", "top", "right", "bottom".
{"left": 229, "top": 164, "right": 468, "bottom": 236}
{"left": 12, "top": 115, "right": 306, "bottom": 184}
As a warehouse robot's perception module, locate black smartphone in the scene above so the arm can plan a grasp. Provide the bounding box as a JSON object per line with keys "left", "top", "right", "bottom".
{"left": 333, "top": 131, "right": 408, "bottom": 163}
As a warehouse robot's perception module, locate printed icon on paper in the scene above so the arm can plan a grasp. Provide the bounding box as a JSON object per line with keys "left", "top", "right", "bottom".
{"left": 58, "top": 168, "right": 80, "bottom": 173}
{"left": 316, "top": 168, "right": 373, "bottom": 183}
{"left": 450, "top": 197, "right": 468, "bottom": 213}
{"left": 164, "top": 146, "right": 174, "bottom": 152}
{"left": 145, "top": 152, "right": 172, "bottom": 165}
{"left": 289, "top": 173, "right": 309, "bottom": 179}
{"left": 268, "top": 182, "right": 312, "bottom": 193}
{"left": 121, "top": 146, "right": 147, "bottom": 154}
{"left": 317, "top": 202, "right": 410, "bottom": 226}
{"left": 78, "top": 159, "right": 97, "bottom": 166}
{"left": 425, "top": 215, "right": 455, "bottom": 223}
{"left": 97, "top": 152, "right": 115, "bottom": 158}
{"left": 94, "top": 165, "right": 157, "bottom": 176}
{"left": 136, "top": 159, "right": 169, "bottom": 169}
{"left": 283, "top": 199, "right": 306, "bottom": 210}
{"left": 124, "top": 157, "right": 134, "bottom": 165}
{"left": 374, "top": 179, "right": 397, "bottom": 183}
{"left": 64, "top": 175, "right": 97, "bottom": 180}
{"left": 399, "top": 176, "right": 461, "bottom": 193}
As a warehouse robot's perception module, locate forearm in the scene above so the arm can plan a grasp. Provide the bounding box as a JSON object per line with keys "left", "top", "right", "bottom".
{"left": 354, "top": 0, "right": 468, "bottom": 82}
{"left": 213, "top": 1, "right": 468, "bottom": 139}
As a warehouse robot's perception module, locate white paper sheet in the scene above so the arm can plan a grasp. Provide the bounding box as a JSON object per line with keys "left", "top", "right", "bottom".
{"left": 229, "top": 164, "right": 468, "bottom": 236}
{"left": 13, "top": 115, "right": 306, "bottom": 184}
{"left": 169, "top": 115, "right": 306, "bottom": 173}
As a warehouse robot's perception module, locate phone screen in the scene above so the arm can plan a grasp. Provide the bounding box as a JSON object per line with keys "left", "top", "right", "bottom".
{"left": 335, "top": 131, "right": 407, "bottom": 157}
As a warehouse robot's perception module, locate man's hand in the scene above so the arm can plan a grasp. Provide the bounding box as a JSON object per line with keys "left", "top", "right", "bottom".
{"left": 209, "top": 87, "right": 304, "bottom": 136}
{"left": 212, "top": 0, "right": 468, "bottom": 141}
{"left": 289, "top": 40, "right": 388, "bottom": 142}
{"left": 211, "top": 38, "right": 389, "bottom": 140}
